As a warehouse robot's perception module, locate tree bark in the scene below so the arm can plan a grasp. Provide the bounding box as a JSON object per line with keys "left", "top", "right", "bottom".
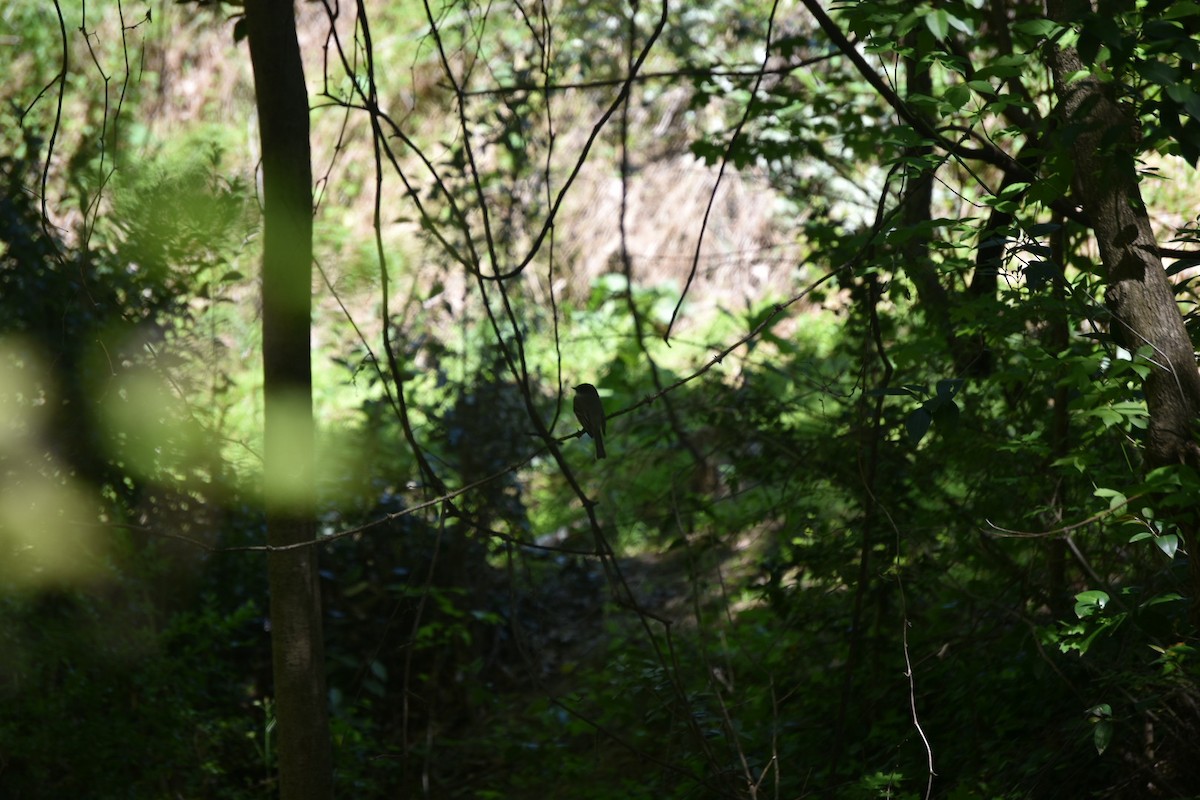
{"left": 1046, "top": 2, "right": 1200, "bottom": 609}
{"left": 898, "top": 49, "right": 947, "bottom": 341}
{"left": 1046, "top": 25, "right": 1200, "bottom": 465}
{"left": 243, "top": 1, "right": 332, "bottom": 797}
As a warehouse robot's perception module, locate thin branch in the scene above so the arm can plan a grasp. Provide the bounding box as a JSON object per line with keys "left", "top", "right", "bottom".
{"left": 985, "top": 493, "right": 1146, "bottom": 538}
{"left": 459, "top": 55, "right": 838, "bottom": 98}
{"left": 39, "top": 1, "right": 69, "bottom": 250}
{"left": 665, "top": 0, "right": 782, "bottom": 342}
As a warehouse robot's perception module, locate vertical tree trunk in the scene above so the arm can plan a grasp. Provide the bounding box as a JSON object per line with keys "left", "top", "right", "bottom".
{"left": 243, "top": 2, "right": 332, "bottom": 797}
{"left": 898, "top": 48, "right": 946, "bottom": 341}
{"left": 1046, "top": 2, "right": 1200, "bottom": 611}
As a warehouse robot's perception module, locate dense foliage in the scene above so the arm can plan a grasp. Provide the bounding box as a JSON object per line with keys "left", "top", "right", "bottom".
{"left": 3, "top": 1, "right": 1200, "bottom": 798}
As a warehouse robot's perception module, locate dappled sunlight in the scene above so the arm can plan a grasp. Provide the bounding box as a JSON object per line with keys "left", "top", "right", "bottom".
{"left": 263, "top": 389, "right": 317, "bottom": 513}
{"left": 0, "top": 471, "right": 102, "bottom": 588}
{"left": 98, "top": 363, "right": 212, "bottom": 483}
{"left": 0, "top": 339, "right": 105, "bottom": 588}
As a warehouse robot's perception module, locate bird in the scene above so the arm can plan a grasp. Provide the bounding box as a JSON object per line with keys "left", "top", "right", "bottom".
{"left": 572, "top": 383, "right": 607, "bottom": 459}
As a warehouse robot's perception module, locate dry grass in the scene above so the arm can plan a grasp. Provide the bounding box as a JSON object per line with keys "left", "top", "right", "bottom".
{"left": 132, "top": 1, "right": 802, "bottom": 334}
{"left": 20, "top": 0, "right": 817, "bottom": 423}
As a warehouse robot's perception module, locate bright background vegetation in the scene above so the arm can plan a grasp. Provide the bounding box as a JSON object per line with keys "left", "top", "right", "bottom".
{"left": 4, "top": 0, "right": 1200, "bottom": 797}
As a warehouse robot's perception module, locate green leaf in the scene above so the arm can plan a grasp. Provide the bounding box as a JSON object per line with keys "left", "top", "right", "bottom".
{"left": 925, "top": 9, "right": 950, "bottom": 41}
{"left": 932, "top": 398, "right": 960, "bottom": 432}
{"left": 943, "top": 84, "right": 972, "bottom": 111}
{"left": 982, "top": 197, "right": 1019, "bottom": 214}
{"left": 1094, "top": 487, "right": 1127, "bottom": 510}
{"left": 1087, "top": 407, "right": 1125, "bottom": 427}
{"left": 935, "top": 378, "right": 963, "bottom": 398}
{"left": 1094, "top": 720, "right": 1114, "bottom": 755}
{"left": 975, "top": 54, "right": 1028, "bottom": 81}
{"left": 1136, "top": 60, "right": 1179, "bottom": 85}
{"left": 1025, "top": 261, "right": 1058, "bottom": 290}
{"left": 947, "top": 12, "right": 974, "bottom": 35}
{"left": 1141, "top": 592, "right": 1184, "bottom": 608}
{"left": 1012, "top": 18, "right": 1062, "bottom": 38}
{"left": 1164, "top": 1, "right": 1200, "bottom": 20}
{"left": 998, "top": 181, "right": 1032, "bottom": 198}
{"left": 1156, "top": 533, "right": 1179, "bottom": 559}
{"left": 1074, "top": 590, "right": 1110, "bottom": 618}
{"left": 1167, "top": 83, "right": 1200, "bottom": 120}
{"left": 905, "top": 407, "right": 932, "bottom": 445}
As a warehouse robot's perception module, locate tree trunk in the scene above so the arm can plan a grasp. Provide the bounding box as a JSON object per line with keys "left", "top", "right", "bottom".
{"left": 898, "top": 49, "right": 949, "bottom": 347}
{"left": 1046, "top": 3, "right": 1200, "bottom": 610}
{"left": 243, "top": 1, "right": 333, "bottom": 797}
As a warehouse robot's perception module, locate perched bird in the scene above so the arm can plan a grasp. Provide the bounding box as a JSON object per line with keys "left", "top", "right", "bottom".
{"left": 572, "top": 383, "right": 607, "bottom": 459}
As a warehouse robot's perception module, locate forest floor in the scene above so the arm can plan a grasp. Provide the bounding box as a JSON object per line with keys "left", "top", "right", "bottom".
{"left": 501, "top": 532, "right": 766, "bottom": 691}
